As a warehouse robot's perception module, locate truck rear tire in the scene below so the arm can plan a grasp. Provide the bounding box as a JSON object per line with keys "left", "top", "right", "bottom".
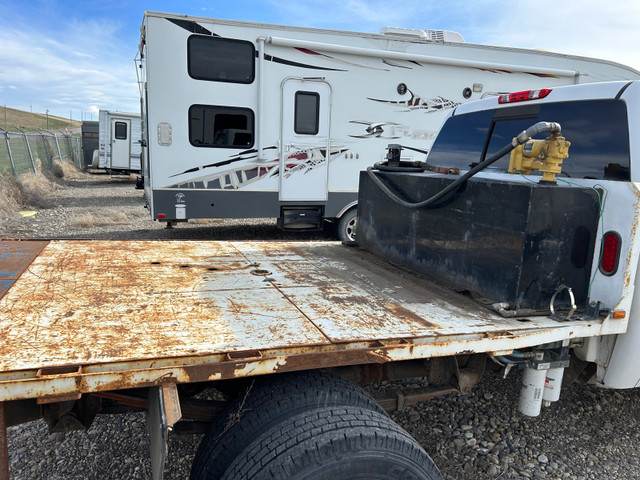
{"left": 190, "top": 370, "right": 385, "bottom": 480}
{"left": 221, "top": 406, "right": 443, "bottom": 480}
{"left": 337, "top": 208, "right": 357, "bottom": 242}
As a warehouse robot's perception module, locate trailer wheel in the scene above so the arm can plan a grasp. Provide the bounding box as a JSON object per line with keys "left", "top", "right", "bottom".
{"left": 337, "top": 208, "right": 357, "bottom": 242}
{"left": 221, "top": 406, "right": 443, "bottom": 480}
{"left": 190, "top": 370, "right": 385, "bottom": 480}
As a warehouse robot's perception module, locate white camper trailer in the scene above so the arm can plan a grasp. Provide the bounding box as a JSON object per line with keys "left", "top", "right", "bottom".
{"left": 138, "top": 11, "right": 640, "bottom": 240}
{"left": 97, "top": 110, "right": 142, "bottom": 174}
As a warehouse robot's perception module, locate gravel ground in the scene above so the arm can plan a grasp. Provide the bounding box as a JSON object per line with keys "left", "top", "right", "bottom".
{"left": 3, "top": 171, "right": 640, "bottom": 479}
{"left": 2, "top": 171, "right": 336, "bottom": 241}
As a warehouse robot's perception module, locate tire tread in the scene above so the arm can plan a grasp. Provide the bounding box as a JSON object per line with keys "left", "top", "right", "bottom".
{"left": 190, "top": 370, "right": 385, "bottom": 480}
{"left": 222, "top": 406, "right": 442, "bottom": 480}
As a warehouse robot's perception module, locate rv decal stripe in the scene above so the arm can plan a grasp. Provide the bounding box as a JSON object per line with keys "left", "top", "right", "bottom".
{"left": 382, "top": 59, "right": 412, "bottom": 69}
{"left": 295, "top": 47, "right": 324, "bottom": 56}
{"left": 169, "top": 156, "right": 249, "bottom": 178}
{"left": 170, "top": 146, "right": 277, "bottom": 178}
{"left": 526, "top": 72, "right": 559, "bottom": 78}
{"left": 165, "top": 147, "right": 348, "bottom": 189}
{"left": 474, "top": 67, "right": 559, "bottom": 79}
{"left": 259, "top": 53, "right": 346, "bottom": 72}
{"left": 166, "top": 18, "right": 216, "bottom": 36}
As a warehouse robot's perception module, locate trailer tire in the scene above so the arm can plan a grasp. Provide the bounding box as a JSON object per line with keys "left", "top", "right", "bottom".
{"left": 190, "top": 370, "right": 385, "bottom": 480}
{"left": 337, "top": 207, "right": 357, "bottom": 242}
{"left": 221, "top": 406, "right": 443, "bottom": 480}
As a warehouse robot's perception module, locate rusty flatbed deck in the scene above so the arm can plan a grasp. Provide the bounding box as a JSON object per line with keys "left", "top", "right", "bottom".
{"left": 0, "top": 240, "right": 624, "bottom": 402}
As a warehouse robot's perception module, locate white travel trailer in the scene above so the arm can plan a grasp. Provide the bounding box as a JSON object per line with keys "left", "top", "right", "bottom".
{"left": 138, "top": 11, "right": 640, "bottom": 240}
{"left": 97, "top": 110, "right": 142, "bottom": 174}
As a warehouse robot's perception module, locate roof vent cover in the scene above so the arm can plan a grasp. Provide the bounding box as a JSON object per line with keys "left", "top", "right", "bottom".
{"left": 379, "top": 27, "right": 464, "bottom": 43}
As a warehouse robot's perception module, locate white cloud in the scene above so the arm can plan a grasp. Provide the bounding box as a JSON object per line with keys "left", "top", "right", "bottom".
{"left": 0, "top": 13, "right": 139, "bottom": 118}
{"left": 72, "top": 51, "right": 96, "bottom": 60}
{"left": 445, "top": 0, "right": 640, "bottom": 72}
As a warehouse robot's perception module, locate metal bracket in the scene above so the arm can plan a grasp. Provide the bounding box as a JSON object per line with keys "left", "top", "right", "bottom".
{"left": 550, "top": 285, "right": 576, "bottom": 321}
{"left": 455, "top": 354, "right": 487, "bottom": 394}
{"left": 148, "top": 382, "right": 182, "bottom": 480}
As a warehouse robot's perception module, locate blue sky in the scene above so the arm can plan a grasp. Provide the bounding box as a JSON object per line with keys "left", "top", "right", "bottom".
{"left": 1, "top": 0, "right": 639, "bottom": 121}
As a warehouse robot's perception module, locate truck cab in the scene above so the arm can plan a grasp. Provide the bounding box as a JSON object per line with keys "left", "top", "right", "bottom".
{"left": 422, "top": 80, "right": 640, "bottom": 389}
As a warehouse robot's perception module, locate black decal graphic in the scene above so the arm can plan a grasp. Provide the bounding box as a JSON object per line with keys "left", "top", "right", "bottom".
{"left": 367, "top": 87, "right": 459, "bottom": 112}
{"left": 166, "top": 18, "right": 216, "bottom": 36}
{"left": 348, "top": 121, "right": 402, "bottom": 139}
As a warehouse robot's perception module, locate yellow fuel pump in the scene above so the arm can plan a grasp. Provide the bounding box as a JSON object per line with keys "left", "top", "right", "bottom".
{"left": 508, "top": 133, "right": 571, "bottom": 183}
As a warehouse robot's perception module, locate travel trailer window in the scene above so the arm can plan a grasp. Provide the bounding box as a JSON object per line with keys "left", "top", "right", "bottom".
{"left": 114, "top": 122, "right": 127, "bottom": 140}
{"left": 189, "top": 105, "right": 254, "bottom": 148}
{"left": 188, "top": 35, "right": 255, "bottom": 84}
{"left": 427, "top": 99, "right": 630, "bottom": 180}
{"left": 294, "top": 91, "right": 320, "bottom": 135}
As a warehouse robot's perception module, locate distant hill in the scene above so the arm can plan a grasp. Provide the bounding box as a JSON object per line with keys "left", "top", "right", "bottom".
{"left": 1, "top": 106, "right": 82, "bottom": 132}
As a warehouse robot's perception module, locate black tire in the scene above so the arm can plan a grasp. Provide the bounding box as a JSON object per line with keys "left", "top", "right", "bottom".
{"left": 337, "top": 208, "right": 357, "bottom": 242}
{"left": 221, "top": 406, "right": 443, "bottom": 480}
{"left": 190, "top": 370, "right": 386, "bottom": 480}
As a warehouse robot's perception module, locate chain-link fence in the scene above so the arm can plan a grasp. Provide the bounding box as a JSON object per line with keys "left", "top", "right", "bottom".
{"left": 0, "top": 129, "right": 82, "bottom": 176}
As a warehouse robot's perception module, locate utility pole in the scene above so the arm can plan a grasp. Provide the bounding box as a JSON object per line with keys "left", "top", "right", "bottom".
{"left": 3, "top": 105, "right": 6, "bottom": 130}
{"left": 46, "top": 109, "right": 49, "bottom": 129}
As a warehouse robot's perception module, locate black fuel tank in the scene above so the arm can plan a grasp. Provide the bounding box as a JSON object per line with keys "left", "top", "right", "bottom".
{"left": 357, "top": 171, "right": 601, "bottom": 311}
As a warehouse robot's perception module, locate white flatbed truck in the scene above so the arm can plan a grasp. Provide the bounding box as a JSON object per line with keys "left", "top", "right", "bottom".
{"left": 2, "top": 80, "right": 640, "bottom": 479}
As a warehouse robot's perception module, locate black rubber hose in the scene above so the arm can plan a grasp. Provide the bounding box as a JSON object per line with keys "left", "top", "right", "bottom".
{"left": 373, "top": 162, "right": 424, "bottom": 173}
{"left": 366, "top": 121, "right": 561, "bottom": 209}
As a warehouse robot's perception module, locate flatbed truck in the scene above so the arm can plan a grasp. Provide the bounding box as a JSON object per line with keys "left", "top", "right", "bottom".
{"left": 2, "top": 80, "right": 640, "bottom": 479}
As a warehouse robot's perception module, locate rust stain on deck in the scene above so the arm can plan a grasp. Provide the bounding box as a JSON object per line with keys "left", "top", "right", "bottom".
{"left": 0, "top": 239, "right": 602, "bottom": 385}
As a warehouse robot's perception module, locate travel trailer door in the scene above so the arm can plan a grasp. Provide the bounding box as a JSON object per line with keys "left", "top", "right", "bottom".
{"left": 280, "top": 79, "right": 331, "bottom": 201}
{"left": 111, "top": 118, "right": 131, "bottom": 169}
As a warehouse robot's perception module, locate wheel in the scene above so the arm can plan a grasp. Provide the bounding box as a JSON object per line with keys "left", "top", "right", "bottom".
{"left": 190, "top": 370, "right": 386, "bottom": 480}
{"left": 221, "top": 406, "right": 443, "bottom": 480}
{"left": 337, "top": 208, "right": 357, "bottom": 242}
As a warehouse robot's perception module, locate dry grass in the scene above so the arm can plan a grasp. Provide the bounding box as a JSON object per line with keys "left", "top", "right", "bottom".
{"left": 1, "top": 105, "right": 81, "bottom": 131}
{"left": 16, "top": 171, "right": 58, "bottom": 208}
{"left": 0, "top": 171, "right": 59, "bottom": 217}
{"left": 69, "top": 209, "right": 139, "bottom": 228}
{"left": 0, "top": 175, "right": 22, "bottom": 221}
{"left": 52, "top": 160, "right": 83, "bottom": 179}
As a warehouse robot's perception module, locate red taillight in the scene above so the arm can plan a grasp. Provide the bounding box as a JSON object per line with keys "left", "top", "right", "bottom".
{"left": 157, "top": 214, "right": 166, "bottom": 219}
{"left": 599, "top": 231, "right": 621, "bottom": 276}
{"left": 498, "top": 88, "right": 552, "bottom": 104}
